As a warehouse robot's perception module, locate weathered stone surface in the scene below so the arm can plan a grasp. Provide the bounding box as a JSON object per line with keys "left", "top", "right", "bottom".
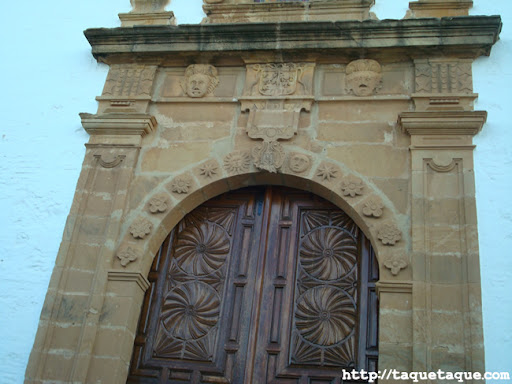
{"left": 327, "top": 145, "right": 408, "bottom": 178}
{"left": 141, "top": 143, "right": 211, "bottom": 172}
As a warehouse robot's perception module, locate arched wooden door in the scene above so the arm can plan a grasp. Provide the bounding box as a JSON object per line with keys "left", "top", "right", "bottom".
{"left": 127, "top": 187, "right": 378, "bottom": 384}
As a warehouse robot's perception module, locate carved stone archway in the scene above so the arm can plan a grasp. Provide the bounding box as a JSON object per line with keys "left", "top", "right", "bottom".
{"left": 25, "top": 1, "right": 500, "bottom": 383}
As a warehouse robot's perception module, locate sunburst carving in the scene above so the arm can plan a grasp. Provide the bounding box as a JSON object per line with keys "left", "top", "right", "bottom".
{"left": 174, "top": 222, "right": 230, "bottom": 275}
{"left": 161, "top": 282, "right": 220, "bottom": 341}
{"left": 300, "top": 227, "right": 357, "bottom": 281}
{"left": 295, "top": 286, "right": 356, "bottom": 346}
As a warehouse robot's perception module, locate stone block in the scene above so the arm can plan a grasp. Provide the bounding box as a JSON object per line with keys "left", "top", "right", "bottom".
{"left": 318, "top": 101, "right": 409, "bottom": 122}
{"left": 379, "top": 310, "right": 413, "bottom": 343}
{"left": 327, "top": 145, "right": 408, "bottom": 178}
{"left": 41, "top": 352, "right": 74, "bottom": 381}
{"left": 317, "top": 122, "right": 389, "bottom": 143}
{"left": 56, "top": 294, "right": 90, "bottom": 323}
{"left": 372, "top": 178, "right": 410, "bottom": 214}
{"left": 155, "top": 103, "right": 236, "bottom": 123}
{"left": 141, "top": 143, "right": 211, "bottom": 172}
{"left": 431, "top": 284, "right": 463, "bottom": 311}
{"left": 77, "top": 216, "right": 110, "bottom": 244}
{"left": 430, "top": 254, "right": 463, "bottom": 283}
{"left": 63, "top": 269, "right": 95, "bottom": 294}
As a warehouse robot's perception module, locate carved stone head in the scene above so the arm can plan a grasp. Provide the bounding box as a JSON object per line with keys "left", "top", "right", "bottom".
{"left": 181, "top": 64, "right": 220, "bottom": 98}
{"left": 289, "top": 152, "right": 311, "bottom": 173}
{"left": 346, "top": 59, "right": 382, "bottom": 97}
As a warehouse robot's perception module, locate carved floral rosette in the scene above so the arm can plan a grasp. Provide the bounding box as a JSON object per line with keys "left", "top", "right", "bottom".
{"left": 117, "top": 245, "right": 142, "bottom": 267}
{"left": 154, "top": 209, "right": 235, "bottom": 361}
{"left": 129, "top": 217, "right": 153, "bottom": 239}
{"left": 171, "top": 175, "right": 193, "bottom": 194}
{"left": 291, "top": 210, "right": 360, "bottom": 368}
{"left": 148, "top": 194, "right": 170, "bottom": 214}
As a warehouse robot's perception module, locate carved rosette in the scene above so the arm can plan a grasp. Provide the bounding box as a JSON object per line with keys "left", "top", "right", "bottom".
{"left": 224, "top": 151, "right": 251, "bottom": 174}
{"left": 161, "top": 282, "right": 221, "bottom": 341}
{"left": 148, "top": 194, "right": 170, "bottom": 214}
{"left": 362, "top": 198, "right": 384, "bottom": 218}
{"left": 154, "top": 207, "right": 235, "bottom": 362}
{"left": 384, "top": 255, "right": 408, "bottom": 276}
{"left": 171, "top": 175, "right": 192, "bottom": 194}
{"left": 199, "top": 160, "right": 219, "bottom": 179}
{"left": 291, "top": 210, "right": 358, "bottom": 368}
{"left": 129, "top": 217, "right": 153, "bottom": 239}
{"left": 174, "top": 223, "right": 230, "bottom": 276}
{"left": 300, "top": 227, "right": 357, "bottom": 281}
{"left": 295, "top": 286, "right": 356, "bottom": 346}
{"left": 316, "top": 163, "right": 339, "bottom": 182}
{"left": 341, "top": 176, "right": 364, "bottom": 197}
{"left": 378, "top": 223, "right": 402, "bottom": 246}
{"left": 117, "top": 246, "right": 141, "bottom": 267}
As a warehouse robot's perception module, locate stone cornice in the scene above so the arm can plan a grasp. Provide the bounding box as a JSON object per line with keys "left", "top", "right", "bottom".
{"left": 84, "top": 16, "right": 501, "bottom": 63}
{"left": 399, "top": 111, "right": 487, "bottom": 136}
{"left": 376, "top": 280, "right": 413, "bottom": 298}
{"left": 80, "top": 112, "right": 157, "bottom": 136}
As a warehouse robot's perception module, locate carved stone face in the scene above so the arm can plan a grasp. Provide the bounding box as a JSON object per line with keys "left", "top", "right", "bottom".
{"left": 289, "top": 153, "right": 310, "bottom": 173}
{"left": 187, "top": 73, "right": 210, "bottom": 98}
{"left": 346, "top": 71, "right": 382, "bottom": 97}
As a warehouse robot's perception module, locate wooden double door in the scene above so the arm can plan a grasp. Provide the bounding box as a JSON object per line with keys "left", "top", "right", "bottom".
{"left": 128, "top": 187, "right": 378, "bottom": 384}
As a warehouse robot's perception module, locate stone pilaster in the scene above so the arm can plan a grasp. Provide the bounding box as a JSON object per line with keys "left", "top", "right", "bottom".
{"left": 376, "top": 281, "right": 413, "bottom": 383}
{"left": 399, "top": 111, "right": 486, "bottom": 378}
{"left": 25, "top": 113, "right": 156, "bottom": 384}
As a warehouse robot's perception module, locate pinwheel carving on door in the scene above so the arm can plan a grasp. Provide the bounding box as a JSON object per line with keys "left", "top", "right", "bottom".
{"left": 128, "top": 187, "right": 379, "bottom": 384}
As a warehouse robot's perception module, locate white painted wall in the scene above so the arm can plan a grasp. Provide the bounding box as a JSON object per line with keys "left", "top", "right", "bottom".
{"left": 0, "top": 1, "right": 509, "bottom": 382}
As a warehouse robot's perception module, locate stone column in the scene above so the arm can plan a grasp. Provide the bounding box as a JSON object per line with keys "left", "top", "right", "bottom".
{"left": 399, "top": 110, "right": 486, "bottom": 378}
{"left": 25, "top": 113, "right": 156, "bottom": 383}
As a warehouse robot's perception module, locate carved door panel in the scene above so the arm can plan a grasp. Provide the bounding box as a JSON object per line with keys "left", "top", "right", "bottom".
{"left": 127, "top": 187, "right": 378, "bottom": 384}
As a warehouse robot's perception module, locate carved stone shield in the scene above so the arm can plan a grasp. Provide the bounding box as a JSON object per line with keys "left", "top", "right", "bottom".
{"left": 257, "top": 64, "right": 300, "bottom": 96}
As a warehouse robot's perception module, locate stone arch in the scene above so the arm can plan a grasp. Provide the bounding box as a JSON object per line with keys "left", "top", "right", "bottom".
{"left": 115, "top": 169, "right": 409, "bottom": 280}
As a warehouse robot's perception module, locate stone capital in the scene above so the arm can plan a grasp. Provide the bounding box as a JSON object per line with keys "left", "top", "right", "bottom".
{"left": 399, "top": 111, "right": 486, "bottom": 148}
{"left": 376, "top": 280, "right": 413, "bottom": 299}
{"left": 80, "top": 112, "right": 157, "bottom": 137}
